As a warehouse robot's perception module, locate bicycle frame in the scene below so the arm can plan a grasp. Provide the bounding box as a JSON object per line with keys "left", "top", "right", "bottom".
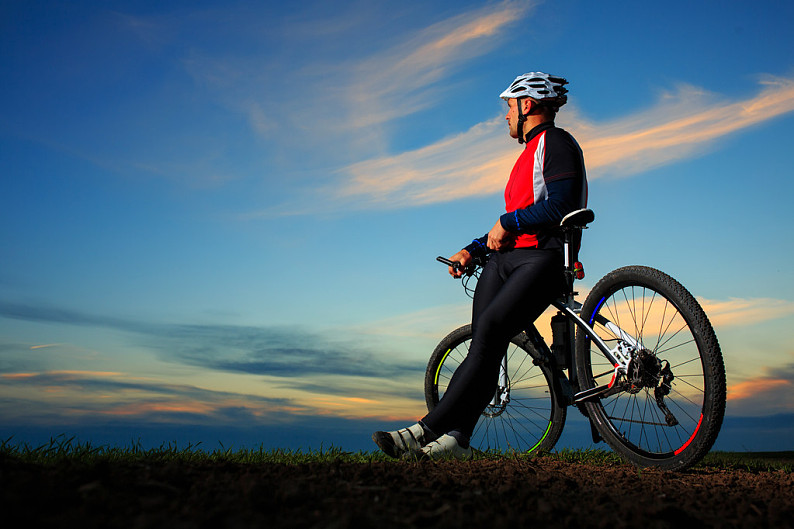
{"left": 549, "top": 298, "right": 632, "bottom": 403}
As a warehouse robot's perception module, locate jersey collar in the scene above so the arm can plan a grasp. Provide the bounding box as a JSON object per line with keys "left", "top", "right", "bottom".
{"left": 524, "top": 120, "right": 555, "bottom": 144}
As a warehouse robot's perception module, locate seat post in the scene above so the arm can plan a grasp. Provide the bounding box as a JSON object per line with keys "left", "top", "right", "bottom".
{"left": 558, "top": 208, "right": 594, "bottom": 300}
{"left": 562, "top": 229, "right": 576, "bottom": 298}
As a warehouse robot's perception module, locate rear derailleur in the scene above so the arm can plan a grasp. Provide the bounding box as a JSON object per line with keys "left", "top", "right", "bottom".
{"left": 624, "top": 349, "right": 678, "bottom": 426}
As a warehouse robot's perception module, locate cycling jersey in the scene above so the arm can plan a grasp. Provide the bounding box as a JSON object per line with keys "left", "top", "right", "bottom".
{"left": 465, "top": 121, "right": 587, "bottom": 255}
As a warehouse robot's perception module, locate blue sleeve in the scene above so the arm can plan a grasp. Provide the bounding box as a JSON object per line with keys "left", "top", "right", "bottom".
{"left": 499, "top": 175, "right": 581, "bottom": 232}
{"left": 463, "top": 235, "right": 488, "bottom": 257}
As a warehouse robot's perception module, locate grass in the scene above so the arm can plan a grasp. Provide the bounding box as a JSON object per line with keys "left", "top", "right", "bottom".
{"left": 2, "top": 435, "right": 791, "bottom": 472}
{"left": 700, "top": 450, "right": 794, "bottom": 473}
{"left": 0, "top": 435, "right": 390, "bottom": 465}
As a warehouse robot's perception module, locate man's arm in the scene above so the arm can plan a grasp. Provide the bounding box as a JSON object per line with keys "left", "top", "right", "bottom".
{"left": 463, "top": 235, "right": 488, "bottom": 256}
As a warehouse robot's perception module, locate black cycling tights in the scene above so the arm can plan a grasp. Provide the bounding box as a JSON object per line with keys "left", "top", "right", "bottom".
{"left": 422, "top": 248, "right": 564, "bottom": 439}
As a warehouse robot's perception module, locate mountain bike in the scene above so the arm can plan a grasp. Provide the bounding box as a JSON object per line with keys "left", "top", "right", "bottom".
{"left": 426, "top": 209, "right": 726, "bottom": 471}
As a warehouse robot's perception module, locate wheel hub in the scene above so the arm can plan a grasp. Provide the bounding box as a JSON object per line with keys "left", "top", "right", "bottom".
{"left": 483, "top": 385, "right": 510, "bottom": 417}
{"left": 627, "top": 349, "right": 662, "bottom": 392}
{"left": 625, "top": 348, "right": 679, "bottom": 426}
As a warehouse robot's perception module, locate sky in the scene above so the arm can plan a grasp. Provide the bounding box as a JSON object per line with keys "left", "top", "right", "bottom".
{"left": 1, "top": 0, "right": 794, "bottom": 453}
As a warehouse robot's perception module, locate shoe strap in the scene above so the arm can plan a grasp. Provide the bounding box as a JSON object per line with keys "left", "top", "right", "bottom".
{"left": 396, "top": 423, "right": 423, "bottom": 450}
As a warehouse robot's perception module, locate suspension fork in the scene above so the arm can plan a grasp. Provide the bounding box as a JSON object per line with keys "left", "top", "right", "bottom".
{"left": 489, "top": 354, "right": 510, "bottom": 407}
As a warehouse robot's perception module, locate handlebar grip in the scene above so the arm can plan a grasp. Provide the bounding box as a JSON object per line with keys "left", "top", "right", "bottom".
{"left": 436, "top": 256, "right": 460, "bottom": 271}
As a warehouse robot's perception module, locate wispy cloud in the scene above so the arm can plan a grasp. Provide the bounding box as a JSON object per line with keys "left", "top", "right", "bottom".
{"left": 138, "top": 2, "right": 535, "bottom": 203}
{"left": 308, "top": 75, "right": 794, "bottom": 213}
{"left": 179, "top": 2, "right": 530, "bottom": 145}
{"left": 726, "top": 360, "right": 794, "bottom": 416}
{"left": 0, "top": 370, "right": 317, "bottom": 424}
{"left": 347, "top": 1, "right": 532, "bottom": 128}
{"left": 335, "top": 118, "right": 513, "bottom": 209}
{"left": 698, "top": 296, "right": 794, "bottom": 327}
{"left": 728, "top": 378, "right": 790, "bottom": 401}
{"left": 0, "top": 366, "right": 421, "bottom": 425}
{"left": 0, "top": 299, "right": 430, "bottom": 422}
{"left": 1, "top": 370, "right": 122, "bottom": 379}
{"left": 0, "top": 301, "right": 423, "bottom": 380}
{"left": 571, "top": 75, "right": 794, "bottom": 177}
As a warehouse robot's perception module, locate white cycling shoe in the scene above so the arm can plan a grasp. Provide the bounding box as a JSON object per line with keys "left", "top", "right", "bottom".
{"left": 414, "top": 434, "right": 472, "bottom": 460}
{"left": 372, "top": 423, "right": 427, "bottom": 458}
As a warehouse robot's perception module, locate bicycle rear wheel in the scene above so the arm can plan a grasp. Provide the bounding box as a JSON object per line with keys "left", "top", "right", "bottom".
{"left": 425, "top": 324, "right": 566, "bottom": 455}
{"left": 575, "top": 266, "right": 725, "bottom": 471}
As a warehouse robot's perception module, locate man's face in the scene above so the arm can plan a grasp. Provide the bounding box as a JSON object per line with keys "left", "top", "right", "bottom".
{"left": 505, "top": 98, "right": 533, "bottom": 138}
{"left": 505, "top": 98, "right": 520, "bottom": 138}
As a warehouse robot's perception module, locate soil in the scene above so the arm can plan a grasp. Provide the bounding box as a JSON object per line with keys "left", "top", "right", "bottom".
{"left": 2, "top": 456, "right": 793, "bottom": 529}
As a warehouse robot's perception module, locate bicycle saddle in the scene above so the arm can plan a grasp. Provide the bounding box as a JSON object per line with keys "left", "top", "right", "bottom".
{"left": 560, "top": 208, "right": 595, "bottom": 229}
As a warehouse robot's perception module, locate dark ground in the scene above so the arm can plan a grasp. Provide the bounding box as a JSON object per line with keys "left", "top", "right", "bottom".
{"left": 2, "top": 456, "right": 793, "bottom": 528}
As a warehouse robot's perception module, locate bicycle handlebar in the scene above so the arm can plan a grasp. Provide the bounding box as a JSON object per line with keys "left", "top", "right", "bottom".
{"left": 436, "top": 255, "right": 482, "bottom": 277}
{"left": 437, "top": 254, "right": 485, "bottom": 297}
{"left": 436, "top": 256, "right": 460, "bottom": 271}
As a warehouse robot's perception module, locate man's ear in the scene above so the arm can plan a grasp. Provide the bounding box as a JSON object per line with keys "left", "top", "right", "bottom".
{"left": 521, "top": 98, "right": 536, "bottom": 115}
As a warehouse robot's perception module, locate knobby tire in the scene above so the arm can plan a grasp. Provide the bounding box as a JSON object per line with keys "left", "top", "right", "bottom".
{"left": 574, "top": 266, "right": 726, "bottom": 471}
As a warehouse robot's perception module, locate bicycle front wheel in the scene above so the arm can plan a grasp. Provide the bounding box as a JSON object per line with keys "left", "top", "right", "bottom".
{"left": 575, "top": 266, "right": 725, "bottom": 471}
{"left": 425, "top": 325, "right": 566, "bottom": 455}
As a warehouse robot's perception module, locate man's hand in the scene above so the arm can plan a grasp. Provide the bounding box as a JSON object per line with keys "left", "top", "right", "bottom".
{"left": 446, "top": 249, "right": 472, "bottom": 278}
{"left": 487, "top": 219, "right": 515, "bottom": 251}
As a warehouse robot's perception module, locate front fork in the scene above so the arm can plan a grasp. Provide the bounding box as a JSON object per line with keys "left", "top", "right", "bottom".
{"left": 489, "top": 355, "right": 510, "bottom": 408}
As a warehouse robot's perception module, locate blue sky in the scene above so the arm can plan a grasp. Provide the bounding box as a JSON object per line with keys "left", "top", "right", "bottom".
{"left": 2, "top": 0, "right": 794, "bottom": 452}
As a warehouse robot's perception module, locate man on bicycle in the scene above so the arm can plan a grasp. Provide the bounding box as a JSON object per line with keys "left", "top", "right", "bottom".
{"left": 374, "top": 72, "right": 588, "bottom": 459}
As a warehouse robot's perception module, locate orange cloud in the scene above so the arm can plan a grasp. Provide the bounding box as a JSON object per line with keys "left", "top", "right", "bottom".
{"left": 1, "top": 373, "right": 37, "bottom": 379}
{"left": 728, "top": 378, "right": 791, "bottom": 401}
{"left": 339, "top": 397, "right": 378, "bottom": 404}
{"left": 1, "top": 370, "right": 123, "bottom": 379}
{"left": 697, "top": 297, "right": 794, "bottom": 327}
{"left": 54, "top": 370, "right": 123, "bottom": 377}
{"left": 103, "top": 401, "right": 217, "bottom": 416}
{"left": 571, "top": 76, "right": 794, "bottom": 178}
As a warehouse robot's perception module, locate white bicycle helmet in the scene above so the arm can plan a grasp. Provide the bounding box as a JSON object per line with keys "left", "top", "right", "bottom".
{"left": 500, "top": 72, "right": 568, "bottom": 107}
{"left": 500, "top": 72, "right": 568, "bottom": 144}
